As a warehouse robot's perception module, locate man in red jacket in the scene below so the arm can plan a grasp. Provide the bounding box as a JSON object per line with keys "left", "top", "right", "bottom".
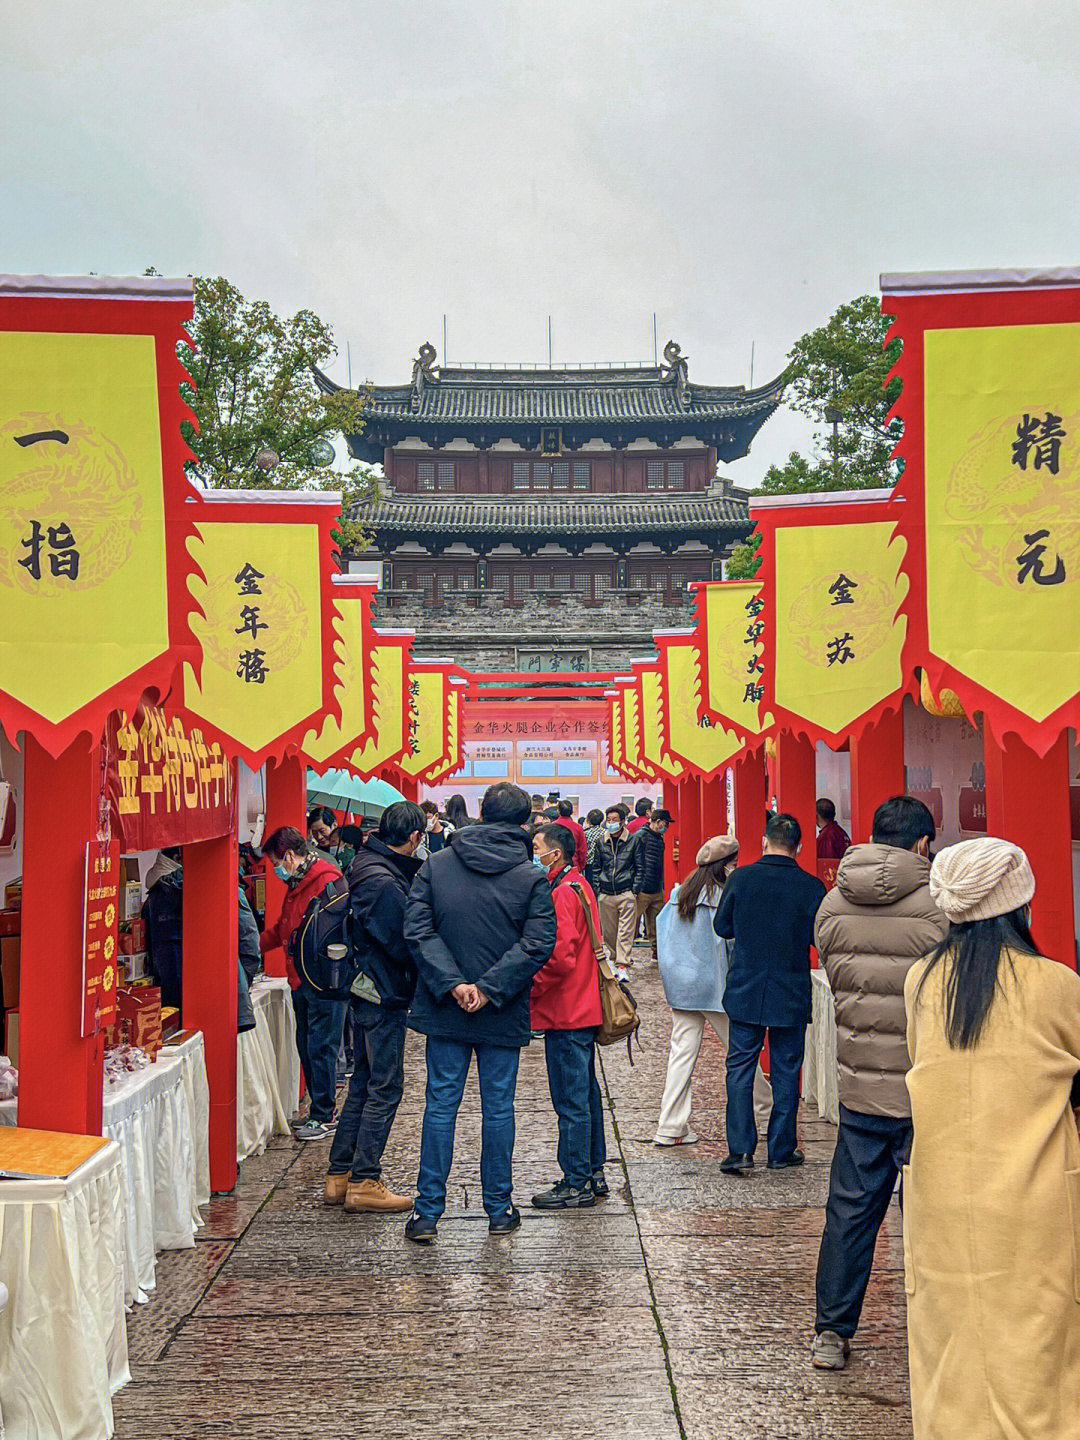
{"left": 530, "top": 823, "right": 607, "bottom": 1210}
{"left": 261, "top": 826, "right": 346, "bottom": 1142}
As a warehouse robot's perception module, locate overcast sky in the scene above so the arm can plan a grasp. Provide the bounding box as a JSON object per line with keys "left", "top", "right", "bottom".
{"left": 3, "top": 1, "right": 1079, "bottom": 481}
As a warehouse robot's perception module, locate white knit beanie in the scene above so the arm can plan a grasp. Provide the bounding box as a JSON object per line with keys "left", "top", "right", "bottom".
{"left": 929, "top": 836, "right": 1035, "bottom": 925}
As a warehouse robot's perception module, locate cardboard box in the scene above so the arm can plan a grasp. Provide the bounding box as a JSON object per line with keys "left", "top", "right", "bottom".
{"left": 122, "top": 882, "right": 143, "bottom": 923}
{"left": 118, "top": 951, "right": 149, "bottom": 986}
{"left": 0, "top": 909, "right": 19, "bottom": 937}
{"left": 1, "top": 935, "right": 19, "bottom": 1011}
{"left": 3, "top": 879, "right": 20, "bottom": 910}
{"left": 118, "top": 918, "right": 146, "bottom": 955}
{"left": 161, "top": 1006, "right": 181, "bottom": 1039}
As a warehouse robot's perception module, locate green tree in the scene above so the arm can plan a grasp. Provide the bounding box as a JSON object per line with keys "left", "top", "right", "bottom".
{"left": 725, "top": 531, "right": 762, "bottom": 580}
{"left": 177, "top": 275, "right": 377, "bottom": 545}
{"left": 759, "top": 294, "right": 902, "bottom": 494}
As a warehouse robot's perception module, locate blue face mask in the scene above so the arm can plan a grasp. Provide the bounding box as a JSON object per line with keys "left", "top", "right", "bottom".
{"left": 532, "top": 856, "right": 547, "bottom": 871}
{"left": 274, "top": 863, "right": 291, "bottom": 881}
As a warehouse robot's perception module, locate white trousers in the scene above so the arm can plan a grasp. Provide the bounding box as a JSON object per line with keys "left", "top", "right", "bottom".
{"left": 655, "top": 1009, "right": 773, "bottom": 1141}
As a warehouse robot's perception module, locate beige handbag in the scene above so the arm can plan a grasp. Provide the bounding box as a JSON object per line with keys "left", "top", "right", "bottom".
{"left": 568, "top": 881, "right": 640, "bottom": 1058}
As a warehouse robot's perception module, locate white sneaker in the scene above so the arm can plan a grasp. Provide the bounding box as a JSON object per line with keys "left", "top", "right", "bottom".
{"left": 653, "top": 1129, "right": 699, "bottom": 1147}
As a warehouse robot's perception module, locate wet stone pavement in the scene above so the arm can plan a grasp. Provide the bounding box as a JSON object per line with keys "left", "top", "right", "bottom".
{"left": 113, "top": 962, "right": 912, "bottom": 1440}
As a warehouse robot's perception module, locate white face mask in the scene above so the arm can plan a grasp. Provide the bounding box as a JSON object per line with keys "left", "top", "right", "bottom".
{"left": 606, "top": 821, "right": 622, "bottom": 834}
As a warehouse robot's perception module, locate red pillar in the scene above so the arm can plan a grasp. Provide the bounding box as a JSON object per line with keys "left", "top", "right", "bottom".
{"left": 183, "top": 830, "right": 239, "bottom": 1191}
{"left": 700, "top": 776, "right": 726, "bottom": 842}
{"left": 774, "top": 733, "right": 818, "bottom": 873}
{"left": 19, "top": 735, "right": 104, "bottom": 1135}
{"left": 676, "top": 778, "right": 702, "bottom": 883}
{"left": 733, "top": 749, "right": 768, "bottom": 862}
{"left": 262, "top": 755, "right": 306, "bottom": 978}
{"left": 985, "top": 732, "right": 1076, "bottom": 969}
{"left": 849, "top": 707, "right": 906, "bottom": 845}
{"left": 661, "top": 779, "right": 679, "bottom": 891}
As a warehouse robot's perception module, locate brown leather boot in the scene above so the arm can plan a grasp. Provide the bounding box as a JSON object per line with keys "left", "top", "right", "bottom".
{"left": 323, "top": 1173, "right": 349, "bottom": 1207}
{"left": 345, "top": 1178, "right": 413, "bottom": 1213}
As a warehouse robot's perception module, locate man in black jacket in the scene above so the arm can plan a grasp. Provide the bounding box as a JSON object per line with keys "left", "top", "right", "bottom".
{"left": 402, "top": 782, "right": 557, "bottom": 1242}
{"left": 324, "top": 802, "right": 426, "bottom": 1215}
{"left": 714, "top": 813, "right": 826, "bottom": 1174}
{"left": 593, "top": 805, "right": 644, "bottom": 972}
{"left": 634, "top": 808, "right": 672, "bottom": 957}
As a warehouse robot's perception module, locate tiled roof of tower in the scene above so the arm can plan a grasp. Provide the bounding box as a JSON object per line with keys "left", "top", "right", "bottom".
{"left": 350, "top": 493, "right": 750, "bottom": 537}
{"left": 315, "top": 343, "right": 786, "bottom": 462}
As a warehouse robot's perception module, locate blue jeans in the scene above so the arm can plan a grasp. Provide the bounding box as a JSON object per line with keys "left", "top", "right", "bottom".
{"left": 725, "top": 1020, "right": 805, "bottom": 1163}
{"left": 415, "top": 1037, "right": 520, "bottom": 1222}
{"left": 292, "top": 988, "right": 347, "bottom": 1124}
{"left": 543, "top": 1028, "right": 606, "bottom": 1188}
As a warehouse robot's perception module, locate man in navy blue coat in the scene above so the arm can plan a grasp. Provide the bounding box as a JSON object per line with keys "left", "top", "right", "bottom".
{"left": 714, "top": 812, "right": 826, "bottom": 1174}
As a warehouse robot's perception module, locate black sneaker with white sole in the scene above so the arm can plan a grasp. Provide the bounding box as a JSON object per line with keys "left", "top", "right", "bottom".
{"left": 532, "top": 1179, "right": 596, "bottom": 1210}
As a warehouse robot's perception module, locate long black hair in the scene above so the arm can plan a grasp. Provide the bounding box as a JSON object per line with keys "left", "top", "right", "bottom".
{"left": 915, "top": 907, "right": 1039, "bottom": 1049}
{"left": 444, "top": 794, "right": 471, "bottom": 827}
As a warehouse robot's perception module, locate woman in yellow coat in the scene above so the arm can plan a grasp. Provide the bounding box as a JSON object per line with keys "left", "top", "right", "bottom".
{"left": 903, "top": 836, "right": 1080, "bottom": 1440}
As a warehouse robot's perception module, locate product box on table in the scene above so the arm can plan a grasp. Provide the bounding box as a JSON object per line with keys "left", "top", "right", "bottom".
{"left": 160, "top": 1006, "right": 181, "bottom": 1039}
{"left": 111, "top": 984, "right": 163, "bottom": 1057}
{"left": 0, "top": 908, "right": 19, "bottom": 936}
{"left": 3, "top": 879, "right": 20, "bottom": 911}
{"left": 118, "top": 918, "right": 146, "bottom": 954}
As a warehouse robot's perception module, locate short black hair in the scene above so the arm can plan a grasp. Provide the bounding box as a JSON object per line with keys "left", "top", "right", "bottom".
{"left": 635, "top": 798, "right": 653, "bottom": 817}
{"left": 587, "top": 809, "right": 604, "bottom": 827}
{"left": 420, "top": 799, "right": 439, "bottom": 815}
{"left": 816, "top": 797, "right": 836, "bottom": 823}
{"left": 605, "top": 804, "right": 628, "bottom": 823}
{"left": 556, "top": 799, "right": 574, "bottom": 818}
{"left": 308, "top": 806, "right": 336, "bottom": 829}
{"left": 538, "top": 823, "right": 575, "bottom": 863}
{"left": 264, "top": 826, "right": 309, "bottom": 859}
{"left": 546, "top": 791, "right": 559, "bottom": 801}
{"left": 872, "top": 795, "right": 936, "bottom": 851}
{"left": 379, "top": 801, "right": 427, "bottom": 848}
{"left": 481, "top": 782, "right": 533, "bottom": 827}
{"left": 338, "top": 824, "right": 365, "bottom": 848}
{"left": 765, "top": 812, "right": 801, "bottom": 852}
{"left": 531, "top": 793, "right": 545, "bottom": 807}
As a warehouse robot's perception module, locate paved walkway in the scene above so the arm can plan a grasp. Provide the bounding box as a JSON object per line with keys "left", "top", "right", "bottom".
{"left": 114, "top": 965, "right": 912, "bottom": 1439}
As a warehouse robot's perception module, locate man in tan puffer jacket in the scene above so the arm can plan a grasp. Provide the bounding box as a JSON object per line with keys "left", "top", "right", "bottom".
{"left": 810, "top": 796, "right": 948, "bottom": 1371}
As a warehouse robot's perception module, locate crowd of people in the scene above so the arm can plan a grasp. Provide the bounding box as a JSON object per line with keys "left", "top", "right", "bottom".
{"left": 232, "top": 780, "right": 1080, "bottom": 1440}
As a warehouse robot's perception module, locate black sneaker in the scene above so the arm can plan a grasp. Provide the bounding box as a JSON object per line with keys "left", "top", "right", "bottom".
{"left": 404, "top": 1212, "right": 438, "bottom": 1244}
{"left": 767, "top": 1149, "right": 805, "bottom": 1170}
{"left": 532, "top": 1180, "right": 596, "bottom": 1210}
{"left": 591, "top": 1170, "right": 609, "bottom": 1198}
{"left": 719, "top": 1152, "right": 755, "bottom": 1175}
{"left": 488, "top": 1206, "right": 522, "bottom": 1234}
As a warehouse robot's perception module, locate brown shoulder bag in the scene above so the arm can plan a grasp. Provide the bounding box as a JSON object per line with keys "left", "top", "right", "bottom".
{"left": 567, "top": 880, "right": 640, "bottom": 1061}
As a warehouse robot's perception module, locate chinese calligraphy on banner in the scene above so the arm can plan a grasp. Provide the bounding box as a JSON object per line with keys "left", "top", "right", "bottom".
{"left": 106, "top": 707, "right": 236, "bottom": 851}
{"left": 347, "top": 636, "right": 412, "bottom": 777}
{"left": 183, "top": 499, "right": 339, "bottom": 765}
{"left": 636, "top": 665, "right": 685, "bottom": 780}
{"left": 758, "top": 502, "right": 910, "bottom": 742}
{"left": 0, "top": 279, "right": 199, "bottom": 752}
{"left": 692, "top": 581, "right": 771, "bottom": 736}
{"left": 882, "top": 272, "right": 1080, "bottom": 750}
{"left": 658, "top": 636, "right": 745, "bottom": 779}
{"left": 301, "top": 580, "right": 376, "bottom": 767}
{"left": 83, "top": 841, "right": 120, "bottom": 1037}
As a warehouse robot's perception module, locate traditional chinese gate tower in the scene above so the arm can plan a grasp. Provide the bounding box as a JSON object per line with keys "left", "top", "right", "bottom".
{"left": 317, "top": 342, "right": 783, "bottom": 672}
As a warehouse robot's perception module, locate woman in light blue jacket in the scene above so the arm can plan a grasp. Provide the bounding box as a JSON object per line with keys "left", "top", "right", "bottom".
{"left": 654, "top": 835, "right": 772, "bottom": 1145}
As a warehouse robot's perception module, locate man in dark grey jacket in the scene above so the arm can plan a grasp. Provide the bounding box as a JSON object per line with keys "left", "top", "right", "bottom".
{"left": 403, "top": 782, "right": 557, "bottom": 1242}
{"left": 811, "top": 795, "right": 946, "bottom": 1371}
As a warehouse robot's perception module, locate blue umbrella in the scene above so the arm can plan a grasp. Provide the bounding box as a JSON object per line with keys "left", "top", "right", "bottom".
{"left": 306, "top": 768, "right": 406, "bottom": 816}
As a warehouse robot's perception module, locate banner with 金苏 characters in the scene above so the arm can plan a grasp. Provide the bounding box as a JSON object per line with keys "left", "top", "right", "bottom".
{"left": 181, "top": 492, "right": 342, "bottom": 767}
{"left": 751, "top": 491, "right": 913, "bottom": 745}
{"left": 0, "top": 276, "right": 200, "bottom": 753}
{"left": 882, "top": 268, "right": 1080, "bottom": 752}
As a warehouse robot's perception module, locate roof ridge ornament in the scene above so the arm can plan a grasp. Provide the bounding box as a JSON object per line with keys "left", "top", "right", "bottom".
{"left": 661, "top": 340, "right": 690, "bottom": 409}
{"left": 411, "top": 342, "right": 438, "bottom": 411}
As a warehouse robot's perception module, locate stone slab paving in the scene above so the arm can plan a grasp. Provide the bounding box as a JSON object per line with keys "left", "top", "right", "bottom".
{"left": 113, "top": 964, "right": 912, "bottom": 1439}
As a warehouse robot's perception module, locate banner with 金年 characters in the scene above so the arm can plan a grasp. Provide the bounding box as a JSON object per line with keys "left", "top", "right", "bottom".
{"left": 882, "top": 269, "right": 1080, "bottom": 752}
{"left": 182, "top": 492, "right": 342, "bottom": 767}
{"left": 752, "top": 492, "right": 913, "bottom": 745}
{"left": 0, "top": 276, "right": 199, "bottom": 753}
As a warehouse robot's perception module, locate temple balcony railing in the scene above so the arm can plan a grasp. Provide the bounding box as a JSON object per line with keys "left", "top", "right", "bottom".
{"left": 375, "top": 586, "right": 697, "bottom": 628}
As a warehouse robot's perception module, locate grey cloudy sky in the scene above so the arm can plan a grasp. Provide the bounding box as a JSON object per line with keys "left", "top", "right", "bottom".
{"left": 3, "top": 1, "right": 1079, "bottom": 481}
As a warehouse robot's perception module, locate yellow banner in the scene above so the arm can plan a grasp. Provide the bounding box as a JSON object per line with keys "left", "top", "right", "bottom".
{"left": 664, "top": 638, "right": 744, "bottom": 776}
{"left": 398, "top": 667, "right": 452, "bottom": 780}
{"left": 698, "top": 581, "right": 769, "bottom": 733}
{"left": 638, "top": 667, "right": 684, "bottom": 780}
{"left": 0, "top": 332, "right": 169, "bottom": 724}
{"left": 925, "top": 322, "right": 1080, "bottom": 721}
{"left": 302, "top": 589, "right": 371, "bottom": 765}
{"left": 773, "top": 520, "right": 907, "bottom": 736}
{"left": 184, "top": 520, "right": 323, "bottom": 754}
{"left": 348, "top": 641, "right": 409, "bottom": 776}
{"left": 620, "top": 684, "right": 655, "bottom": 779}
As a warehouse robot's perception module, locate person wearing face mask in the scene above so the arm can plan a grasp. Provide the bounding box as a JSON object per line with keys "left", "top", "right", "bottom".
{"left": 633, "top": 808, "right": 674, "bottom": 960}
{"left": 529, "top": 824, "right": 607, "bottom": 1208}
{"left": 324, "top": 802, "right": 428, "bottom": 1213}
{"left": 595, "top": 805, "right": 645, "bottom": 974}
{"left": 261, "top": 827, "right": 346, "bottom": 1141}
{"left": 810, "top": 795, "right": 947, "bottom": 1372}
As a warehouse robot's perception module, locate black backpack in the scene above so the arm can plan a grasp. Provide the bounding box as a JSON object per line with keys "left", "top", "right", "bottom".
{"left": 291, "top": 878, "right": 357, "bottom": 998}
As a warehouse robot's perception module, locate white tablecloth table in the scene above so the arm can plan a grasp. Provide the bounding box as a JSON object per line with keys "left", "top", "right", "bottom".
{"left": 236, "top": 977, "right": 301, "bottom": 1163}
{"left": 0, "top": 1140, "right": 130, "bottom": 1440}
{"left": 163, "top": 1029, "right": 211, "bottom": 1210}
{"left": 803, "top": 969, "right": 840, "bottom": 1125}
{"left": 0, "top": 1043, "right": 206, "bottom": 1304}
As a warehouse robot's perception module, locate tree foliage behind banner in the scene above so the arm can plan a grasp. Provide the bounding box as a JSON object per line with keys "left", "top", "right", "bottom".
{"left": 177, "top": 275, "right": 378, "bottom": 547}
{"left": 759, "top": 295, "right": 902, "bottom": 494}
{"left": 884, "top": 277, "right": 1080, "bottom": 751}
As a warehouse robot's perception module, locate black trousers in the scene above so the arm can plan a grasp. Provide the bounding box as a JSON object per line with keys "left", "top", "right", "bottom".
{"left": 815, "top": 1104, "right": 913, "bottom": 1338}
{"left": 328, "top": 1000, "right": 408, "bottom": 1181}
